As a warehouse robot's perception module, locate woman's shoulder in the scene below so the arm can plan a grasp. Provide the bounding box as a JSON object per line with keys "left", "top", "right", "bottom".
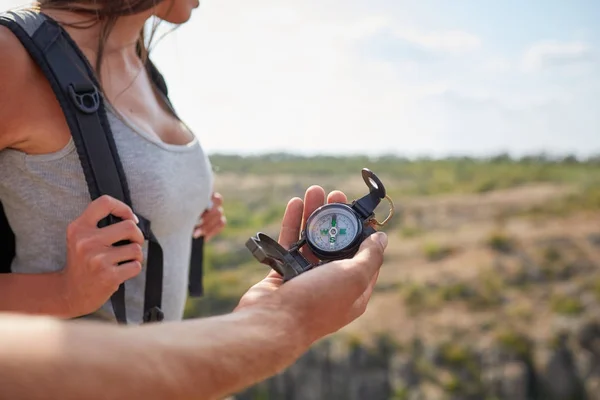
{"left": 0, "top": 24, "right": 34, "bottom": 96}
{"left": 0, "top": 24, "right": 45, "bottom": 149}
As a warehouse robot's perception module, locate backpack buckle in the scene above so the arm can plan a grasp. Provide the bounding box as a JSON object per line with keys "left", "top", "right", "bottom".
{"left": 143, "top": 306, "right": 165, "bottom": 323}
{"left": 69, "top": 83, "right": 100, "bottom": 114}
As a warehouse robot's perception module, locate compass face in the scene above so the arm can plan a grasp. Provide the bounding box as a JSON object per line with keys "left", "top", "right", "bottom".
{"left": 306, "top": 204, "right": 360, "bottom": 253}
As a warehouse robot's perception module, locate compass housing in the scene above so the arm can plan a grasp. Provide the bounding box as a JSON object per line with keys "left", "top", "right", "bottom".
{"left": 246, "top": 168, "right": 392, "bottom": 282}
{"left": 304, "top": 203, "right": 365, "bottom": 260}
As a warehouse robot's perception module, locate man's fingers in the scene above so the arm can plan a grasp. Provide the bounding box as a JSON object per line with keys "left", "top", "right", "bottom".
{"left": 278, "top": 187, "right": 349, "bottom": 255}
{"left": 80, "top": 195, "right": 138, "bottom": 227}
{"left": 278, "top": 197, "right": 304, "bottom": 249}
{"left": 327, "top": 190, "right": 347, "bottom": 204}
{"left": 302, "top": 186, "right": 326, "bottom": 230}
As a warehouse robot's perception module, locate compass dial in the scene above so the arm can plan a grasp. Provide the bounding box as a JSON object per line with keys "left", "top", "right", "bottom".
{"left": 306, "top": 205, "right": 360, "bottom": 253}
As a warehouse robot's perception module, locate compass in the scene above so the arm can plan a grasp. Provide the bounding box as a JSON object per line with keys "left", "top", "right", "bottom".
{"left": 246, "top": 168, "right": 394, "bottom": 282}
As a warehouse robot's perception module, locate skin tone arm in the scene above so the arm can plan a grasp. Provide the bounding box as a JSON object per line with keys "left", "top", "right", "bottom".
{"left": 0, "top": 28, "right": 144, "bottom": 318}
{"left": 0, "top": 186, "right": 389, "bottom": 400}
{"left": 0, "top": 195, "right": 145, "bottom": 318}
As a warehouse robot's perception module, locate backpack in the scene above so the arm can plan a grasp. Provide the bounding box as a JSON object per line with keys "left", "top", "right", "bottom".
{"left": 0, "top": 9, "right": 206, "bottom": 324}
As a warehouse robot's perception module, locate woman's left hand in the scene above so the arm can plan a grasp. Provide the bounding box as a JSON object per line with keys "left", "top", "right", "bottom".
{"left": 193, "top": 192, "right": 226, "bottom": 240}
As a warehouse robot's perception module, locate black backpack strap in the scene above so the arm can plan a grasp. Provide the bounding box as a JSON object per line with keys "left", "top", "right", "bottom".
{"left": 0, "top": 10, "right": 165, "bottom": 323}
{"left": 188, "top": 236, "right": 205, "bottom": 297}
{"left": 0, "top": 202, "right": 16, "bottom": 274}
{"left": 144, "top": 58, "right": 206, "bottom": 298}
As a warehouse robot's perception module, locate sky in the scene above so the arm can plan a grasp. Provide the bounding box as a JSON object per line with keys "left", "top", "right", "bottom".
{"left": 2, "top": 0, "right": 600, "bottom": 157}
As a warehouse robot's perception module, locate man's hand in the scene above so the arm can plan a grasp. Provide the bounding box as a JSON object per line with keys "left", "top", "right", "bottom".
{"left": 61, "top": 195, "right": 144, "bottom": 316}
{"left": 193, "top": 192, "right": 226, "bottom": 240}
{"left": 236, "top": 185, "right": 345, "bottom": 309}
{"left": 236, "top": 185, "right": 387, "bottom": 344}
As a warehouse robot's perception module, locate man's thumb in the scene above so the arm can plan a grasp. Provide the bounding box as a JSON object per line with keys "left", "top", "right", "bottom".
{"left": 352, "top": 232, "right": 388, "bottom": 272}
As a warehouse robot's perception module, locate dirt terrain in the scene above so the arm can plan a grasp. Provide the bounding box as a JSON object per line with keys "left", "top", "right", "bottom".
{"left": 203, "top": 162, "right": 600, "bottom": 399}
{"left": 207, "top": 175, "right": 600, "bottom": 350}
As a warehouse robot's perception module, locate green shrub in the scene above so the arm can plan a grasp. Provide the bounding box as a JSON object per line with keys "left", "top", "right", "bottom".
{"left": 422, "top": 241, "right": 454, "bottom": 261}
{"left": 440, "top": 282, "right": 473, "bottom": 301}
{"left": 439, "top": 342, "right": 471, "bottom": 366}
{"left": 486, "top": 231, "right": 514, "bottom": 253}
{"left": 593, "top": 278, "right": 600, "bottom": 301}
{"left": 543, "top": 247, "right": 562, "bottom": 263}
{"left": 495, "top": 329, "right": 533, "bottom": 359}
{"left": 400, "top": 225, "right": 424, "bottom": 238}
{"left": 551, "top": 294, "right": 584, "bottom": 316}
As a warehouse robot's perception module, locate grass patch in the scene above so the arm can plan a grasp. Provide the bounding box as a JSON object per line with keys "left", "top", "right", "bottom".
{"left": 391, "top": 386, "right": 409, "bottom": 400}
{"left": 422, "top": 241, "right": 455, "bottom": 261}
{"left": 593, "top": 278, "right": 600, "bottom": 301}
{"left": 495, "top": 328, "right": 533, "bottom": 359}
{"left": 438, "top": 342, "right": 472, "bottom": 367}
{"left": 486, "top": 231, "right": 514, "bottom": 253}
{"left": 551, "top": 293, "right": 584, "bottom": 316}
{"left": 401, "top": 282, "right": 436, "bottom": 312}
{"left": 506, "top": 299, "right": 534, "bottom": 320}
{"left": 543, "top": 247, "right": 562, "bottom": 264}
{"left": 399, "top": 269, "right": 505, "bottom": 314}
{"left": 344, "top": 333, "right": 365, "bottom": 352}
{"left": 400, "top": 225, "right": 424, "bottom": 238}
{"left": 468, "top": 269, "right": 505, "bottom": 309}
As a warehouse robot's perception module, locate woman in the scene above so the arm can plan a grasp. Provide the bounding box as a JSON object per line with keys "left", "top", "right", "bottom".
{"left": 0, "top": 0, "right": 226, "bottom": 323}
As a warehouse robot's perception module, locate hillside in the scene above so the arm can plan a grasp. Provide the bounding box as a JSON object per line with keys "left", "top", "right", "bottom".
{"left": 184, "top": 154, "right": 600, "bottom": 400}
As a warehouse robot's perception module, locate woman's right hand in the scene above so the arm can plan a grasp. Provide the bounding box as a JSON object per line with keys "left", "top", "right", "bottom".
{"left": 62, "top": 195, "right": 144, "bottom": 316}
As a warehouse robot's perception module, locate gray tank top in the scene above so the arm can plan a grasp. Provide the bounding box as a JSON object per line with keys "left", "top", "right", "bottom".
{"left": 0, "top": 45, "right": 214, "bottom": 322}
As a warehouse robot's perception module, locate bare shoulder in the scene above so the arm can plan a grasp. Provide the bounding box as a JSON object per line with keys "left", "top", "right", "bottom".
{"left": 0, "top": 24, "right": 36, "bottom": 149}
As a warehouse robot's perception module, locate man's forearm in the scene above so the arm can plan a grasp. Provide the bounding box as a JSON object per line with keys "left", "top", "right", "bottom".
{"left": 0, "top": 273, "right": 75, "bottom": 318}
{"left": 0, "top": 305, "right": 310, "bottom": 400}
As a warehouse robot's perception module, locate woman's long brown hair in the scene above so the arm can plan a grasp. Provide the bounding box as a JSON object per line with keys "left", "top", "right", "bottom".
{"left": 36, "top": 1, "right": 166, "bottom": 81}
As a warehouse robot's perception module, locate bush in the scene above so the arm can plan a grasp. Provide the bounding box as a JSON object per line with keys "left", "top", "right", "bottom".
{"left": 438, "top": 342, "right": 471, "bottom": 366}
{"left": 486, "top": 231, "right": 514, "bottom": 253}
{"left": 551, "top": 294, "right": 584, "bottom": 316}
{"left": 422, "top": 241, "right": 454, "bottom": 261}
{"left": 495, "top": 328, "right": 533, "bottom": 359}
{"left": 400, "top": 225, "right": 424, "bottom": 238}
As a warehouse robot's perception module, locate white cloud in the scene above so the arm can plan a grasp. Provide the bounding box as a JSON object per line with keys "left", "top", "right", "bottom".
{"left": 393, "top": 28, "right": 482, "bottom": 54}
{"left": 522, "top": 40, "right": 594, "bottom": 72}
{"left": 482, "top": 56, "right": 512, "bottom": 74}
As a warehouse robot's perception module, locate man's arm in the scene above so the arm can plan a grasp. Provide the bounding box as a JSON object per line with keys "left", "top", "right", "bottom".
{"left": 0, "top": 305, "right": 305, "bottom": 400}
{"left": 0, "top": 232, "right": 387, "bottom": 400}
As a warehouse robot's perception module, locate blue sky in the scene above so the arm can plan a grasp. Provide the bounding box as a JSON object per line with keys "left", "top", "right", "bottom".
{"left": 4, "top": 0, "right": 599, "bottom": 157}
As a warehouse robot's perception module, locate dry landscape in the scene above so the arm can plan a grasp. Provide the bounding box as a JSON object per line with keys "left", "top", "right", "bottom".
{"left": 184, "top": 154, "right": 600, "bottom": 399}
